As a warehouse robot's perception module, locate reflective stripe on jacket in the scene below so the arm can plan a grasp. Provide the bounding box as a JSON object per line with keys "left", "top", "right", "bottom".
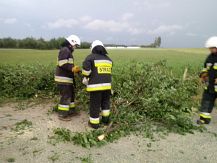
{"left": 55, "top": 47, "right": 74, "bottom": 84}
{"left": 82, "top": 53, "right": 112, "bottom": 92}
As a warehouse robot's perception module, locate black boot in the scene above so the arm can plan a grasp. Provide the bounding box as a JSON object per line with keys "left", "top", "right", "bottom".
{"left": 68, "top": 108, "right": 79, "bottom": 116}
{"left": 88, "top": 121, "right": 100, "bottom": 129}
{"left": 58, "top": 111, "right": 71, "bottom": 121}
{"left": 102, "top": 116, "right": 110, "bottom": 125}
{"left": 197, "top": 117, "right": 211, "bottom": 125}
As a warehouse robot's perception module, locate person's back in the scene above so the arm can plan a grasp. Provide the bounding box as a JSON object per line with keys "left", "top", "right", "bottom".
{"left": 54, "top": 35, "right": 81, "bottom": 121}
{"left": 82, "top": 40, "right": 113, "bottom": 129}
{"left": 84, "top": 52, "right": 112, "bottom": 91}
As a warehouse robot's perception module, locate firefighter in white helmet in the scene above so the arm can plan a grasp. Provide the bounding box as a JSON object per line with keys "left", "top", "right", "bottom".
{"left": 197, "top": 36, "right": 217, "bottom": 124}
{"left": 82, "top": 40, "right": 113, "bottom": 129}
{"left": 55, "top": 35, "right": 81, "bottom": 121}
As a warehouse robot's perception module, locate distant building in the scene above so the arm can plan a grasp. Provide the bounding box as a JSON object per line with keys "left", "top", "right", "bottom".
{"left": 126, "top": 46, "right": 141, "bottom": 49}
{"left": 106, "top": 46, "right": 141, "bottom": 49}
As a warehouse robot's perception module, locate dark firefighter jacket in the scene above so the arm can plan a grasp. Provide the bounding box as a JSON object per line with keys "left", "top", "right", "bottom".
{"left": 201, "top": 53, "right": 217, "bottom": 93}
{"left": 55, "top": 47, "right": 74, "bottom": 85}
{"left": 82, "top": 53, "right": 112, "bottom": 92}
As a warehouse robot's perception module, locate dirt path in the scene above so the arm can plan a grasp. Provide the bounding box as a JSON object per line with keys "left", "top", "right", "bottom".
{"left": 0, "top": 102, "right": 217, "bottom": 163}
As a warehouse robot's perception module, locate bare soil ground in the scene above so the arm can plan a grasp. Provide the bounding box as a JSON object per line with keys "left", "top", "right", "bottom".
{"left": 1, "top": 102, "right": 217, "bottom": 163}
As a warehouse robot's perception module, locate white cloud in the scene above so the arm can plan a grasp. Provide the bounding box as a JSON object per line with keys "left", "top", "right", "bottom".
{"left": 85, "top": 19, "right": 129, "bottom": 32}
{"left": 44, "top": 14, "right": 145, "bottom": 36}
{"left": 121, "top": 13, "right": 134, "bottom": 21}
{"left": 186, "top": 32, "right": 197, "bottom": 37}
{"left": 85, "top": 19, "right": 146, "bottom": 36}
{"left": 0, "top": 18, "right": 17, "bottom": 24}
{"left": 24, "top": 23, "right": 31, "bottom": 28}
{"left": 47, "top": 18, "right": 78, "bottom": 29}
{"left": 84, "top": 13, "right": 144, "bottom": 35}
{"left": 80, "top": 16, "right": 92, "bottom": 23}
{"left": 148, "top": 25, "right": 183, "bottom": 35}
{"left": 4, "top": 18, "right": 17, "bottom": 24}
{"left": 133, "top": 1, "right": 171, "bottom": 10}
{"left": 44, "top": 15, "right": 183, "bottom": 37}
{"left": 128, "top": 27, "right": 144, "bottom": 35}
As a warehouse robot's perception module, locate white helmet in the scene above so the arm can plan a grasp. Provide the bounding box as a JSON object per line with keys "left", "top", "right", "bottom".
{"left": 205, "top": 36, "right": 217, "bottom": 48}
{"left": 91, "top": 40, "right": 104, "bottom": 51}
{"left": 65, "top": 35, "right": 81, "bottom": 47}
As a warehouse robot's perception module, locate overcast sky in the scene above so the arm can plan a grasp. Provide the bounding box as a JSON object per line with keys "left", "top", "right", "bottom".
{"left": 0, "top": 0, "right": 216, "bottom": 47}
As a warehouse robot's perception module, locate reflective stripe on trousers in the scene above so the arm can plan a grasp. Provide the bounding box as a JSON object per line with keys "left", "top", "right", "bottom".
{"left": 102, "top": 110, "right": 110, "bottom": 117}
{"left": 89, "top": 117, "right": 100, "bottom": 124}
{"left": 58, "top": 104, "right": 69, "bottom": 111}
{"left": 200, "top": 112, "right": 211, "bottom": 119}
{"left": 70, "top": 102, "right": 75, "bottom": 108}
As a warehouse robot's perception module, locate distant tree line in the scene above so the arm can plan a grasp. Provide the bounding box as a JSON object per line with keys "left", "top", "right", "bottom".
{"left": 0, "top": 36, "right": 161, "bottom": 49}
{"left": 0, "top": 37, "right": 91, "bottom": 49}
{"left": 106, "top": 37, "right": 162, "bottom": 48}
{"left": 141, "top": 37, "right": 161, "bottom": 48}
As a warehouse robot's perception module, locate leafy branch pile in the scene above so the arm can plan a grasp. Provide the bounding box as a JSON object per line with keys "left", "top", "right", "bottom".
{"left": 55, "top": 61, "right": 202, "bottom": 148}
{"left": 0, "top": 61, "right": 203, "bottom": 147}
{"left": 0, "top": 64, "right": 56, "bottom": 99}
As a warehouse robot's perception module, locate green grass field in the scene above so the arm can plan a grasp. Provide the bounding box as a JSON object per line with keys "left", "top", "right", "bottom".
{"left": 0, "top": 48, "right": 209, "bottom": 74}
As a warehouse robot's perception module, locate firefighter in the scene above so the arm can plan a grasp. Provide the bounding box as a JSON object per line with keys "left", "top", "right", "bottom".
{"left": 82, "top": 40, "right": 112, "bottom": 129}
{"left": 197, "top": 36, "right": 217, "bottom": 124}
{"left": 55, "top": 34, "right": 81, "bottom": 121}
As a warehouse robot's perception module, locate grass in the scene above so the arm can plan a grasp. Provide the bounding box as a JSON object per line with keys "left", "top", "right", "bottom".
{"left": 50, "top": 128, "right": 74, "bottom": 144}
{"left": 15, "top": 101, "right": 29, "bottom": 110}
{"left": 48, "top": 152, "right": 60, "bottom": 162}
{"left": 0, "top": 48, "right": 208, "bottom": 74}
{"left": 30, "top": 136, "right": 39, "bottom": 141}
{"left": 6, "top": 158, "right": 15, "bottom": 162}
{"left": 32, "top": 148, "right": 43, "bottom": 157}
{"left": 80, "top": 154, "right": 93, "bottom": 163}
{"left": 13, "top": 119, "right": 32, "bottom": 132}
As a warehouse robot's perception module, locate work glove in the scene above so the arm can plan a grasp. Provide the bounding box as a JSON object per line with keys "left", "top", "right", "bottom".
{"left": 82, "top": 77, "right": 89, "bottom": 86}
{"left": 72, "top": 66, "right": 81, "bottom": 73}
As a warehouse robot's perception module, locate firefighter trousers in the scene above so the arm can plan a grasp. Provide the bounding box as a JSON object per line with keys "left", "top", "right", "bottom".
{"left": 89, "top": 90, "right": 111, "bottom": 125}
{"left": 57, "top": 84, "right": 75, "bottom": 115}
{"left": 199, "top": 91, "right": 217, "bottom": 123}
